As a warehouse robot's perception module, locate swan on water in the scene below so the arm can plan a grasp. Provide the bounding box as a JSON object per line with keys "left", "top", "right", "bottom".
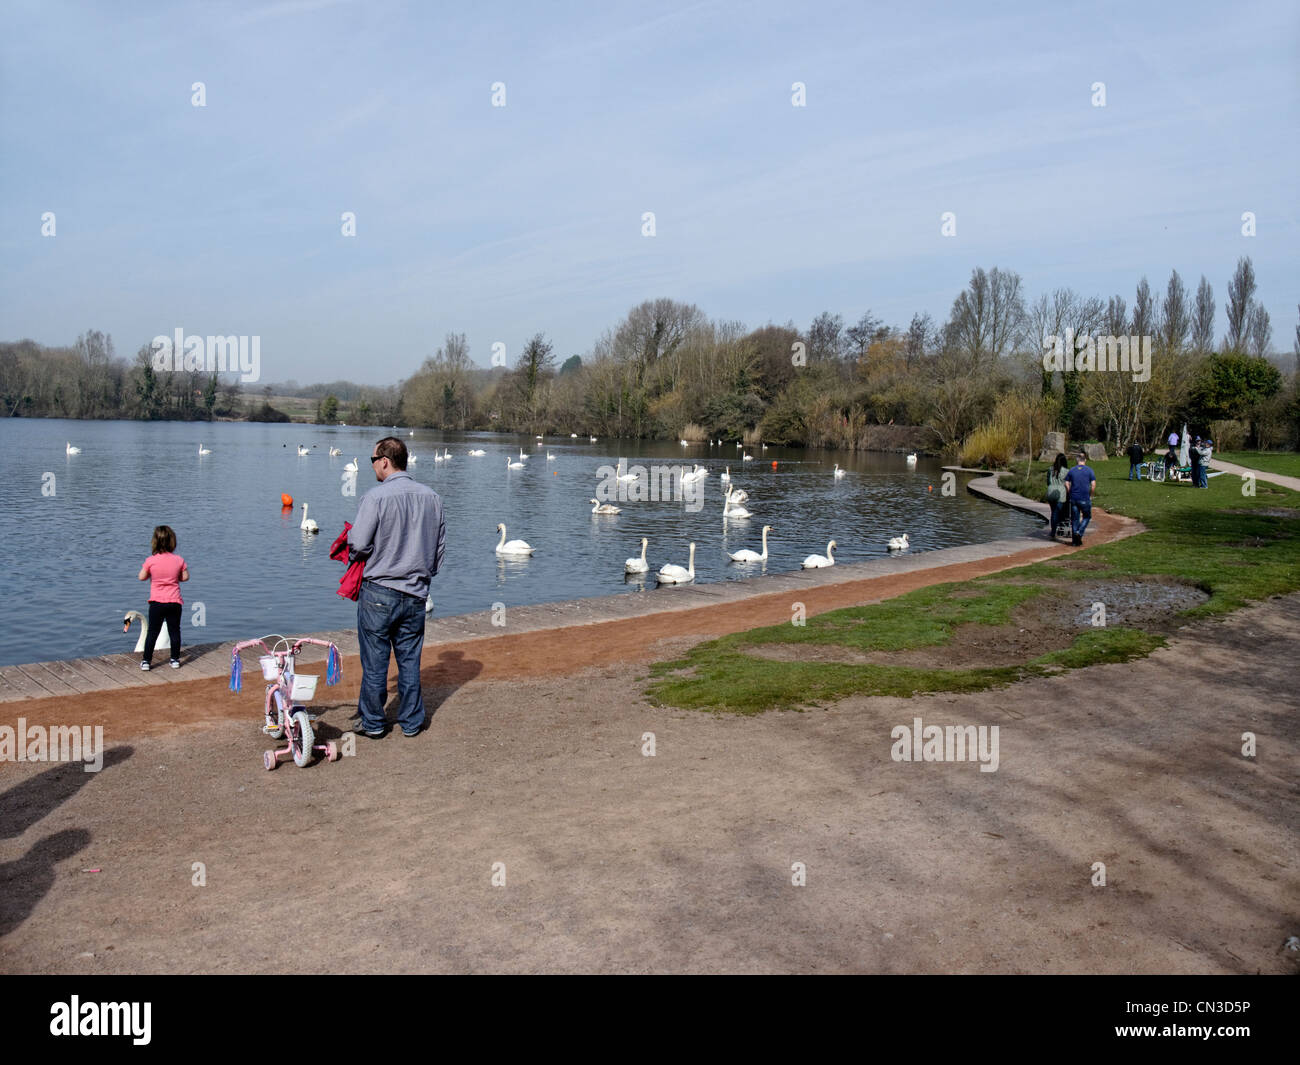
{"left": 518, "top": 448, "right": 529, "bottom": 460}
{"left": 199, "top": 444, "right": 212, "bottom": 455}
{"left": 570, "top": 433, "right": 578, "bottom": 438}
{"left": 723, "top": 485, "right": 752, "bottom": 518}
{"left": 727, "top": 525, "right": 772, "bottom": 563}
{"left": 590, "top": 498, "right": 622, "bottom": 515}
{"left": 507, "top": 456, "right": 525, "bottom": 469}
{"left": 297, "top": 445, "right": 309, "bottom": 456}
{"left": 123, "top": 609, "right": 169, "bottom": 653}
{"left": 547, "top": 451, "right": 555, "bottom": 460}
{"left": 468, "top": 448, "right": 486, "bottom": 456}
{"left": 887, "top": 533, "right": 909, "bottom": 551}
{"left": 329, "top": 447, "right": 341, "bottom": 456}
{"left": 906, "top": 453, "right": 918, "bottom": 466}
{"left": 343, "top": 457, "right": 359, "bottom": 471}
{"left": 66, "top": 442, "right": 81, "bottom": 454}
{"left": 656, "top": 542, "right": 695, "bottom": 584}
{"left": 408, "top": 453, "right": 418, "bottom": 464}
{"left": 300, "top": 503, "right": 319, "bottom": 533}
{"left": 741, "top": 452, "right": 753, "bottom": 461}
{"left": 720, "top": 466, "right": 731, "bottom": 482}
{"left": 589, "top": 435, "right": 597, "bottom": 442}
{"left": 625, "top": 538, "right": 649, "bottom": 574}
{"left": 801, "top": 540, "right": 837, "bottom": 568}
{"left": 495, "top": 523, "right": 534, "bottom": 556}
{"left": 833, "top": 464, "right": 845, "bottom": 478}
{"left": 615, "top": 459, "right": 637, "bottom": 483}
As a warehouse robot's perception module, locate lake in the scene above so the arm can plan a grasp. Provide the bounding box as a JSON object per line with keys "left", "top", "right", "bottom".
{"left": 0, "top": 419, "right": 1040, "bottom": 666}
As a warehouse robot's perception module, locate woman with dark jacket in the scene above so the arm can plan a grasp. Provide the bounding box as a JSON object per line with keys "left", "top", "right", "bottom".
{"left": 1046, "top": 453, "right": 1069, "bottom": 538}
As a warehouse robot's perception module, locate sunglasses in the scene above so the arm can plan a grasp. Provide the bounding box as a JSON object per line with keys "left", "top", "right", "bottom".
{"left": 370, "top": 455, "right": 383, "bottom": 464}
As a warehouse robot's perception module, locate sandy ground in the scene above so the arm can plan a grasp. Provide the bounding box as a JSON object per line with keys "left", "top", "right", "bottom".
{"left": 1, "top": 511, "right": 1297, "bottom": 974}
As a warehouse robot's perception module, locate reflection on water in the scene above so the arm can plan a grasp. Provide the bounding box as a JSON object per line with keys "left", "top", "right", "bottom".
{"left": 0, "top": 419, "right": 1038, "bottom": 665}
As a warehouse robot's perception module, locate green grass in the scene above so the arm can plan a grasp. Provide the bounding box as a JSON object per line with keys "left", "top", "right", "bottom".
{"left": 1214, "top": 450, "right": 1300, "bottom": 479}
{"left": 645, "top": 457, "right": 1300, "bottom": 713}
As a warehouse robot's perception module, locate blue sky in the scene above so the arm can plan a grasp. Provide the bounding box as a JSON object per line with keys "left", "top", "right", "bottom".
{"left": 1, "top": 0, "right": 1295, "bottom": 383}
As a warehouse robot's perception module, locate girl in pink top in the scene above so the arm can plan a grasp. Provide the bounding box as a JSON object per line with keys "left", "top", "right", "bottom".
{"left": 137, "top": 525, "right": 189, "bottom": 670}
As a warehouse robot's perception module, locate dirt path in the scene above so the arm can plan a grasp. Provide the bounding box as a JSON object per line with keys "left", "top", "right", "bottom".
{"left": 5, "top": 506, "right": 1296, "bottom": 974}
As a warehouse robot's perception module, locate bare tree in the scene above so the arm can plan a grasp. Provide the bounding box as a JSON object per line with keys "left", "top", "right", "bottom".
{"left": 1248, "top": 305, "right": 1272, "bottom": 359}
{"left": 943, "top": 266, "right": 1027, "bottom": 373}
{"left": 1192, "top": 275, "right": 1216, "bottom": 354}
{"left": 1224, "top": 256, "right": 1256, "bottom": 352}
{"left": 1158, "top": 269, "right": 1190, "bottom": 354}
{"left": 807, "top": 311, "right": 845, "bottom": 363}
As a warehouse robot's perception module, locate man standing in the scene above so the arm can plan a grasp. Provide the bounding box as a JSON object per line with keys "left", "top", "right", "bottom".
{"left": 348, "top": 437, "right": 446, "bottom": 738}
{"left": 1189, "top": 437, "right": 1203, "bottom": 490}
{"left": 1125, "top": 440, "right": 1145, "bottom": 480}
{"left": 1167, "top": 428, "right": 1179, "bottom": 450}
{"left": 1064, "top": 450, "right": 1097, "bottom": 547}
{"left": 1199, "top": 437, "right": 1213, "bottom": 487}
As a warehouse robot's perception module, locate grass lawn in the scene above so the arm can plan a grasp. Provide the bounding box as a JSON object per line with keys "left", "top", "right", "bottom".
{"left": 1213, "top": 450, "right": 1300, "bottom": 479}
{"left": 646, "top": 457, "right": 1300, "bottom": 713}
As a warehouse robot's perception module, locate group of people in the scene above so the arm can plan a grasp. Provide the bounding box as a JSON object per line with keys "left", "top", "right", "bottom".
{"left": 1045, "top": 451, "right": 1097, "bottom": 546}
{"left": 1124, "top": 430, "right": 1214, "bottom": 488}
{"left": 138, "top": 437, "right": 447, "bottom": 739}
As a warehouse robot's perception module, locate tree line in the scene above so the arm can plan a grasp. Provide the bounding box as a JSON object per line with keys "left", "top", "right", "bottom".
{"left": 4, "top": 257, "right": 1296, "bottom": 456}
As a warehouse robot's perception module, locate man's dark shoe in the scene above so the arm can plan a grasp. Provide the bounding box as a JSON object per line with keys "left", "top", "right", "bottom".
{"left": 1071, "top": 534, "right": 1082, "bottom": 546}
{"left": 349, "top": 716, "right": 388, "bottom": 738}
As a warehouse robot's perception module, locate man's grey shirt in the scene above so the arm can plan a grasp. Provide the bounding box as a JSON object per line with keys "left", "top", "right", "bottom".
{"left": 347, "top": 470, "right": 446, "bottom": 598}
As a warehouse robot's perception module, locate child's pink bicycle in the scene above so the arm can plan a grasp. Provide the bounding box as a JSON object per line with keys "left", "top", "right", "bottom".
{"left": 229, "top": 635, "right": 343, "bottom": 770}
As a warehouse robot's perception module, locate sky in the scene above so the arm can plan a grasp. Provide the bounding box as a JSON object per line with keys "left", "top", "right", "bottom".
{"left": 1, "top": 0, "right": 1296, "bottom": 384}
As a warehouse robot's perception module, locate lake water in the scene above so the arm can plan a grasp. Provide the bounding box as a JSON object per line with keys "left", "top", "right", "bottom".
{"left": 0, "top": 419, "right": 1040, "bottom": 666}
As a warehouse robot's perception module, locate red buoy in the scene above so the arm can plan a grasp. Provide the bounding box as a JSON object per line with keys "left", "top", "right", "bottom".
{"left": 281, "top": 493, "right": 293, "bottom": 507}
{"left": 771, "top": 460, "right": 778, "bottom": 469}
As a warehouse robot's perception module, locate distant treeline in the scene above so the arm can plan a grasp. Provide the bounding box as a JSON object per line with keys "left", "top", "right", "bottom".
{"left": 4, "top": 257, "right": 1296, "bottom": 455}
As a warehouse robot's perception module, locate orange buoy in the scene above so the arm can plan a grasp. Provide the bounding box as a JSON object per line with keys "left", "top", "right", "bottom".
{"left": 281, "top": 493, "right": 293, "bottom": 507}
{"left": 771, "top": 460, "right": 778, "bottom": 469}
{"left": 927, "top": 485, "right": 933, "bottom": 492}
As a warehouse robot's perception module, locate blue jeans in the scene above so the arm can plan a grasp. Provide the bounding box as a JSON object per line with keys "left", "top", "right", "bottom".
{"left": 1128, "top": 462, "right": 1141, "bottom": 480}
{"left": 1070, "top": 499, "right": 1092, "bottom": 540}
{"left": 356, "top": 580, "right": 427, "bottom": 734}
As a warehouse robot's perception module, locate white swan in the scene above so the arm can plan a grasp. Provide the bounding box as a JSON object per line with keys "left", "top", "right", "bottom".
{"left": 343, "top": 457, "right": 359, "bottom": 472}
{"left": 720, "top": 466, "right": 731, "bottom": 482}
{"left": 615, "top": 459, "right": 638, "bottom": 483}
{"left": 728, "top": 525, "right": 772, "bottom": 563}
{"left": 300, "top": 503, "right": 319, "bottom": 533}
{"left": 656, "top": 542, "right": 695, "bottom": 584}
{"left": 625, "top": 538, "right": 649, "bottom": 574}
{"left": 329, "top": 447, "right": 341, "bottom": 456}
{"left": 468, "top": 448, "right": 486, "bottom": 456}
{"left": 723, "top": 485, "right": 752, "bottom": 519}
{"left": 442, "top": 448, "right": 451, "bottom": 461}
{"left": 589, "top": 435, "right": 597, "bottom": 442}
{"left": 727, "top": 486, "right": 749, "bottom": 503}
{"left": 409, "top": 430, "right": 415, "bottom": 437}
{"left": 66, "top": 442, "right": 81, "bottom": 454}
{"left": 547, "top": 451, "right": 555, "bottom": 460}
{"left": 198, "top": 443, "right": 212, "bottom": 455}
{"left": 887, "top": 533, "right": 910, "bottom": 551}
{"left": 906, "top": 452, "right": 918, "bottom": 466}
{"left": 570, "top": 433, "right": 578, "bottom": 438}
{"left": 297, "top": 445, "right": 309, "bottom": 457}
{"left": 435, "top": 450, "right": 446, "bottom": 462}
{"left": 507, "top": 456, "right": 525, "bottom": 470}
{"left": 741, "top": 452, "right": 753, "bottom": 461}
{"left": 590, "top": 498, "right": 621, "bottom": 515}
{"left": 833, "top": 463, "right": 846, "bottom": 478}
{"left": 122, "top": 609, "right": 169, "bottom": 653}
{"left": 495, "top": 523, "right": 534, "bottom": 556}
{"left": 680, "top": 439, "right": 689, "bottom": 446}
{"left": 682, "top": 464, "right": 707, "bottom": 484}
{"left": 518, "top": 448, "right": 529, "bottom": 460}
{"left": 408, "top": 453, "right": 418, "bottom": 464}
{"left": 801, "top": 540, "right": 837, "bottom": 568}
